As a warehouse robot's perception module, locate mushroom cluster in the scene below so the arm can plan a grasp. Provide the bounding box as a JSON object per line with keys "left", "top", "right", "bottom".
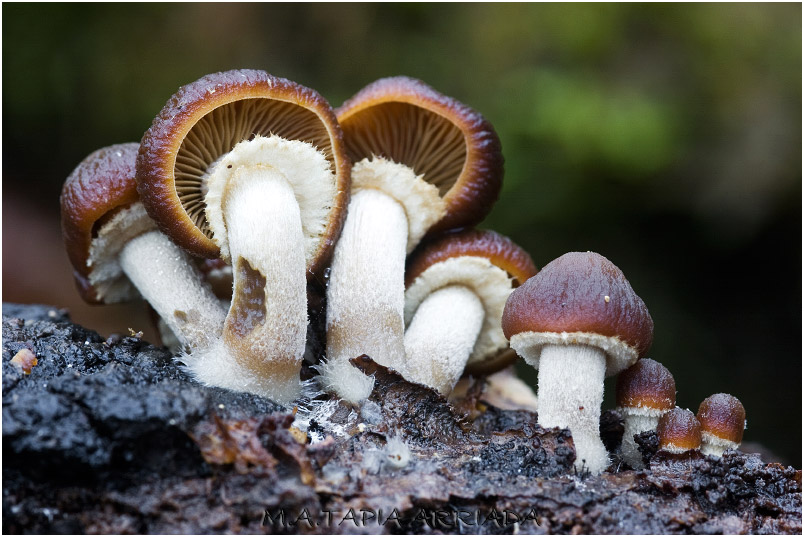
{"left": 60, "top": 69, "right": 748, "bottom": 475}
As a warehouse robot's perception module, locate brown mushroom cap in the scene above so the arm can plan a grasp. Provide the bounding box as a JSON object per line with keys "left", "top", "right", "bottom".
{"left": 405, "top": 229, "right": 538, "bottom": 376}
{"left": 616, "top": 358, "right": 676, "bottom": 413}
{"left": 136, "top": 69, "right": 350, "bottom": 280}
{"left": 697, "top": 393, "right": 746, "bottom": 445}
{"left": 502, "top": 252, "right": 653, "bottom": 374}
{"left": 336, "top": 76, "right": 503, "bottom": 235}
{"left": 60, "top": 143, "right": 144, "bottom": 303}
{"left": 657, "top": 407, "right": 702, "bottom": 453}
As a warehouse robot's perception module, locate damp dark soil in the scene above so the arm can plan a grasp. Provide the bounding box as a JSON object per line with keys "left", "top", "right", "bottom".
{"left": 3, "top": 303, "right": 801, "bottom": 534}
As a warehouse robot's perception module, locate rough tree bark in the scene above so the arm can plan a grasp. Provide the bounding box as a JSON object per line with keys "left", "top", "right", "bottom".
{"left": 2, "top": 303, "right": 801, "bottom": 534}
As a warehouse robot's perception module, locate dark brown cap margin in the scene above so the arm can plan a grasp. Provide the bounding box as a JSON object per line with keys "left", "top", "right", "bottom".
{"left": 60, "top": 143, "right": 141, "bottom": 304}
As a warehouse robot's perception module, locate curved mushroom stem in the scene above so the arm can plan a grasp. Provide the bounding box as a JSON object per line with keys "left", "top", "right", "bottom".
{"left": 188, "top": 165, "right": 307, "bottom": 405}
{"left": 404, "top": 285, "right": 484, "bottom": 395}
{"left": 323, "top": 188, "right": 408, "bottom": 402}
{"left": 538, "top": 344, "right": 610, "bottom": 474}
{"left": 118, "top": 230, "right": 226, "bottom": 350}
{"left": 620, "top": 413, "right": 661, "bottom": 469}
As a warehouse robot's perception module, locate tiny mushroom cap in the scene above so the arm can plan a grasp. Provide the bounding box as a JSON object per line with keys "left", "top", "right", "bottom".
{"left": 501, "top": 251, "right": 654, "bottom": 475}
{"left": 616, "top": 358, "right": 676, "bottom": 415}
{"left": 136, "top": 70, "right": 350, "bottom": 405}
{"left": 615, "top": 358, "right": 676, "bottom": 469}
{"left": 657, "top": 407, "right": 702, "bottom": 454}
{"left": 697, "top": 393, "right": 746, "bottom": 456}
{"left": 322, "top": 76, "right": 504, "bottom": 402}
{"left": 403, "top": 229, "right": 537, "bottom": 394}
{"left": 60, "top": 143, "right": 225, "bottom": 350}
{"left": 336, "top": 75, "right": 504, "bottom": 236}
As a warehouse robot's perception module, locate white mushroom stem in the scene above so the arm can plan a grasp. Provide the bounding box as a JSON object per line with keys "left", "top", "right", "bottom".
{"left": 537, "top": 344, "right": 610, "bottom": 474}
{"left": 225, "top": 166, "right": 307, "bottom": 400}
{"left": 323, "top": 188, "right": 408, "bottom": 402}
{"left": 700, "top": 432, "right": 738, "bottom": 457}
{"left": 619, "top": 411, "right": 662, "bottom": 469}
{"left": 186, "top": 166, "right": 307, "bottom": 405}
{"left": 118, "top": 230, "right": 225, "bottom": 350}
{"left": 404, "top": 285, "right": 484, "bottom": 395}
{"left": 323, "top": 157, "right": 446, "bottom": 403}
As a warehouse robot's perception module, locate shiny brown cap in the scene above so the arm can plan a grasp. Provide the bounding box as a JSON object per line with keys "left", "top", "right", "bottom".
{"left": 502, "top": 252, "right": 654, "bottom": 357}
{"left": 405, "top": 229, "right": 537, "bottom": 288}
{"left": 137, "top": 69, "right": 350, "bottom": 280}
{"left": 337, "top": 76, "right": 503, "bottom": 235}
{"left": 60, "top": 143, "right": 141, "bottom": 303}
{"left": 616, "top": 358, "right": 676, "bottom": 412}
{"left": 657, "top": 407, "right": 702, "bottom": 452}
{"left": 697, "top": 393, "right": 746, "bottom": 445}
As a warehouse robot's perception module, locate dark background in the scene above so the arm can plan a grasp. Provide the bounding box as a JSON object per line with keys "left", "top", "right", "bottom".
{"left": 3, "top": 4, "right": 801, "bottom": 465}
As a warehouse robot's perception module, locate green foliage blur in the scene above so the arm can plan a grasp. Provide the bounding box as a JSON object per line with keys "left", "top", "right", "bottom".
{"left": 3, "top": 3, "right": 801, "bottom": 464}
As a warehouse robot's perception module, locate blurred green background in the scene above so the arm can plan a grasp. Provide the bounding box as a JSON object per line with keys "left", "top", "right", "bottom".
{"left": 3, "top": 3, "right": 801, "bottom": 465}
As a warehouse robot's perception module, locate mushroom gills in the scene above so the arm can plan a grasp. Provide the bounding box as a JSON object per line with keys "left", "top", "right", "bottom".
{"left": 404, "top": 285, "right": 484, "bottom": 394}
{"left": 536, "top": 344, "right": 610, "bottom": 474}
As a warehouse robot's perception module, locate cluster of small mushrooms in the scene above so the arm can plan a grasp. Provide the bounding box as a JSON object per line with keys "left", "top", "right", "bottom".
{"left": 60, "top": 69, "right": 746, "bottom": 475}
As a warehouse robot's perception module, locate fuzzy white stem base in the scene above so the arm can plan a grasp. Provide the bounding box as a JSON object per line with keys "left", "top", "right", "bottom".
{"left": 620, "top": 413, "right": 660, "bottom": 469}
{"left": 404, "top": 285, "right": 484, "bottom": 395}
{"left": 701, "top": 432, "right": 738, "bottom": 458}
{"left": 118, "top": 230, "right": 225, "bottom": 350}
{"left": 538, "top": 344, "right": 610, "bottom": 474}
{"left": 324, "top": 188, "right": 409, "bottom": 402}
{"left": 187, "top": 166, "right": 306, "bottom": 405}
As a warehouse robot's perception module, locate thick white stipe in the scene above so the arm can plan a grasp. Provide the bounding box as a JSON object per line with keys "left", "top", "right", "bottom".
{"left": 537, "top": 344, "right": 610, "bottom": 474}
{"left": 323, "top": 189, "right": 408, "bottom": 402}
{"left": 118, "top": 230, "right": 225, "bottom": 350}
{"left": 404, "top": 285, "right": 484, "bottom": 395}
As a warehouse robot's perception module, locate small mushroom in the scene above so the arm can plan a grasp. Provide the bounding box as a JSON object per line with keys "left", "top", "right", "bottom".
{"left": 657, "top": 407, "right": 702, "bottom": 454}
{"left": 137, "top": 70, "right": 350, "bottom": 405}
{"left": 616, "top": 358, "right": 676, "bottom": 469}
{"left": 403, "top": 229, "right": 537, "bottom": 395}
{"left": 502, "top": 252, "right": 654, "bottom": 474}
{"left": 323, "top": 76, "right": 503, "bottom": 403}
{"left": 697, "top": 393, "right": 746, "bottom": 457}
{"left": 11, "top": 349, "right": 38, "bottom": 374}
{"left": 60, "top": 143, "right": 226, "bottom": 350}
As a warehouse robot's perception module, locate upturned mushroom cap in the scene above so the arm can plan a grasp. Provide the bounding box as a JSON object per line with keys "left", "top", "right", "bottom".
{"left": 502, "top": 252, "right": 653, "bottom": 376}
{"left": 697, "top": 393, "right": 746, "bottom": 445}
{"left": 405, "top": 229, "right": 537, "bottom": 374}
{"left": 336, "top": 76, "right": 503, "bottom": 235}
{"left": 657, "top": 407, "right": 702, "bottom": 453}
{"left": 616, "top": 358, "right": 676, "bottom": 416}
{"left": 61, "top": 143, "right": 153, "bottom": 304}
{"left": 136, "top": 69, "right": 350, "bottom": 280}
